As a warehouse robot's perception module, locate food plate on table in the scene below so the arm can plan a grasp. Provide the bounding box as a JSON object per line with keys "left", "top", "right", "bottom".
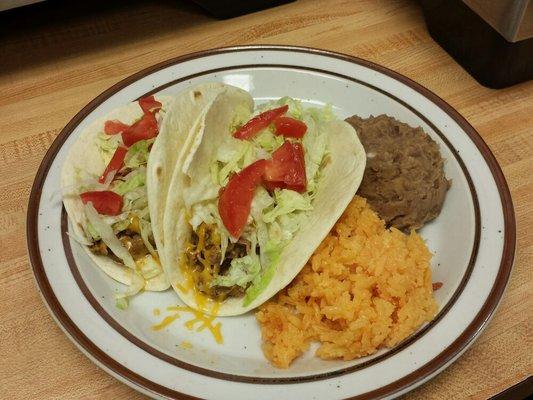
{"left": 27, "top": 45, "right": 515, "bottom": 400}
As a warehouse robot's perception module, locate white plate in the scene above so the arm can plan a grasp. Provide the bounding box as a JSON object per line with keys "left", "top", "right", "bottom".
{"left": 27, "top": 45, "right": 515, "bottom": 400}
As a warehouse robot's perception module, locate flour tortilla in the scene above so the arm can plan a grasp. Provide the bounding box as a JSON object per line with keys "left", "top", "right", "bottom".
{"left": 61, "top": 96, "right": 172, "bottom": 291}
{"left": 147, "top": 83, "right": 228, "bottom": 267}
{"left": 163, "top": 88, "right": 366, "bottom": 316}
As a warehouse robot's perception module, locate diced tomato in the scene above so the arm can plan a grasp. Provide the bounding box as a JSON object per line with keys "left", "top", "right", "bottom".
{"left": 104, "top": 120, "right": 129, "bottom": 135}
{"left": 139, "top": 95, "right": 162, "bottom": 114}
{"left": 233, "top": 105, "right": 289, "bottom": 140}
{"left": 103, "top": 96, "right": 161, "bottom": 137}
{"left": 218, "top": 160, "right": 267, "bottom": 238}
{"left": 432, "top": 282, "right": 443, "bottom": 291}
{"left": 98, "top": 146, "right": 127, "bottom": 184}
{"left": 264, "top": 141, "right": 307, "bottom": 192}
{"left": 121, "top": 111, "right": 159, "bottom": 147}
{"left": 273, "top": 116, "right": 307, "bottom": 138}
{"left": 80, "top": 190, "right": 123, "bottom": 216}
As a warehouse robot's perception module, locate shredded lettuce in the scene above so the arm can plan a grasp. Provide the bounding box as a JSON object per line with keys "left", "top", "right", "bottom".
{"left": 308, "top": 103, "right": 334, "bottom": 123}
{"left": 137, "top": 254, "right": 161, "bottom": 279}
{"left": 189, "top": 202, "right": 217, "bottom": 231}
{"left": 84, "top": 220, "right": 101, "bottom": 241}
{"left": 85, "top": 203, "right": 136, "bottom": 269}
{"left": 212, "top": 139, "right": 254, "bottom": 186}
{"left": 212, "top": 255, "right": 260, "bottom": 288}
{"left": 302, "top": 115, "right": 328, "bottom": 193}
{"left": 250, "top": 187, "right": 274, "bottom": 251}
{"left": 100, "top": 212, "right": 131, "bottom": 235}
{"left": 113, "top": 168, "right": 146, "bottom": 196}
{"left": 267, "top": 213, "right": 307, "bottom": 246}
{"left": 101, "top": 212, "right": 129, "bottom": 226}
{"left": 243, "top": 240, "right": 282, "bottom": 306}
{"left": 139, "top": 220, "right": 157, "bottom": 259}
{"left": 136, "top": 205, "right": 150, "bottom": 220}
{"left": 96, "top": 132, "right": 121, "bottom": 165}
{"left": 124, "top": 139, "right": 153, "bottom": 169}
{"left": 66, "top": 230, "right": 93, "bottom": 246}
{"left": 115, "top": 297, "right": 129, "bottom": 310}
{"left": 112, "top": 218, "right": 131, "bottom": 234}
{"left": 114, "top": 271, "right": 145, "bottom": 309}
{"left": 250, "top": 187, "right": 274, "bottom": 219}
{"left": 253, "top": 129, "right": 284, "bottom": 153}
{"left": 262, "top": 189, "right": 312, "bottom": 223}
{"left": 125, "top": 190, "right": 148, "bottom": 213}
{"left": 259, "top": 96, "right": 304, "bottom": 120}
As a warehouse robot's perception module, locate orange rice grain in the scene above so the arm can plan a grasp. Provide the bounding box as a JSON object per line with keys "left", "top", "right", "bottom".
{"left": 256, "top": 196, "right": 438, "bottom": 368}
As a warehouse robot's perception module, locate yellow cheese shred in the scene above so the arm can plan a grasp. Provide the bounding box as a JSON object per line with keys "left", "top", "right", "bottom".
{"left": 151, "top": 303, "right": 223, "bottom": 344}
{"left": 151, "top": 313, "right": 181, "bottom": 331}
{"left": 180, "top": 341, "right": 193, "bottom": 350}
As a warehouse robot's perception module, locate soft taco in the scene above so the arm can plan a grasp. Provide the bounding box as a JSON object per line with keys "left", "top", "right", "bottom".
{"left": 147, "top": 83, "right": 251, "bottom": 267}
{"left": 61, "top": 85, "right": 226, "bottom": 306}
{"left": 162, "top": 86, "right": 366, "bottom": 316}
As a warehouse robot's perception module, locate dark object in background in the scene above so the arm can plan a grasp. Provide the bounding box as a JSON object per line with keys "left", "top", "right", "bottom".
{"left": 192, "top": 0, "right": 294, "bottom": 19}
{"left": 420, "top": 0, "right": 532, "bottom": 88}
{"left": 489, "top": 376, "right": 533, "bottom": 400}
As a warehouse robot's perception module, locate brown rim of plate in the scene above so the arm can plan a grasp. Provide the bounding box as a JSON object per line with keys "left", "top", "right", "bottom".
{"left": 61, "top": 62, "right": 481, "bottom": 384}
{"left": 26, "top": 45, "right": 516, "bottom": 400}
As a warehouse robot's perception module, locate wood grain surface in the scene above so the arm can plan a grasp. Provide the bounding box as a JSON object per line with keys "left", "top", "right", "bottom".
{"left": 0, "top": 0, "right": 531, "bottom": 399}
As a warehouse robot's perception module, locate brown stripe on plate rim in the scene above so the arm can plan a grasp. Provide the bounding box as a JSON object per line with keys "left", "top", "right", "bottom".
{"left": 26, "top": 45, "right": 515, "bottom": 400}
{"left": 61, "top": 62, "right": 481, "bottom": 383}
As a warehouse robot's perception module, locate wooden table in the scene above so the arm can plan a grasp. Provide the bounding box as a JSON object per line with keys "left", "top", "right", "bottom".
{"left": 1, "top": 0, "right": 531, "bottom": 398}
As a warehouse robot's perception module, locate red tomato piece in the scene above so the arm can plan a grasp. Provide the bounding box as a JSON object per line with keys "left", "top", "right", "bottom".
{"left": 121, "top": 112, "right": 159, "bottom": 147}
{"left": 218, "top": 160, "right": 267, "bottom": 238}
{"left": 80, "top": 190, "right": 123, "bottom": 216}
{"left": 98, "top": 146, "right": 127, "bottom": 184}
{"left": 139, "top": 95, "right": 162, "bottom": 114}
{"left": 264, "top": 141, "right": 307, "bottom": 192}
{"left": 104, "top": 120, "right": 129, "bottom": 135}
{"left": 233, "top": 105, "right": 289, "bottom": 140}
{"left": 273, "top": 116, "right": 307, "bottom": 138}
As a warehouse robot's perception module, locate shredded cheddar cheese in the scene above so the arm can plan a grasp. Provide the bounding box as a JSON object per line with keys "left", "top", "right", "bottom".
{"left": 152, "top": 313, "right": 181, "bottom": 331}
{"left": 151, "top": 304, "right": 223, "bottom": 344}
{"left": 180, "top": 341, "right": 193, "bottom": 350}
{"left": 179, "top": 224, "right": 231, "bottom": 302}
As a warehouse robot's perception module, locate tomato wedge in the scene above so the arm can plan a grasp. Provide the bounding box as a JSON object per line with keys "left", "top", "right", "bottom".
{"left": 104, "top": 120, "right": 129, "bottom": 135}
{"left": 121, "top": 111, "right": 159, "bottom": 147}
{"left": 98, "top": 146, "right": 127, "bottom": 184}
{"left": 264, "top": 141, "right": 307, "bottom": 192}
{"left": 104, "top": 96, "right": 160, "bottom": 137}
{"left": 233, "top": 105, "right": 288, "bottom": 140}
{"left": 218, "top": 160, "right": 267, "bottom": 238}
{"left": 139, "top": 95, "right": 162, "bottom": 114}
{"left": 80, "top": 190, "right": 123, "bottom": 216}
{"left": 273, "top": 116, "right": 307, "bottom": 138}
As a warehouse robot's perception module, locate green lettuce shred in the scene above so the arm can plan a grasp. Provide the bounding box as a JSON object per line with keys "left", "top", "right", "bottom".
{"left": 115, "top": 297, "right": 129, "bottom": 310}
{"left": 262, "top": 189, "right": 313, "bottom": 223}
{"left": 243, "top": 240, "right": 282, "bottom": 306}
{"left": 113, "top": 170, "right": 146, "bottom": 196}
{"left": 96, "top": 132, "right": 121, "bottom": 165}
{"left": 124, "top": 139, "right": 154, "bottom": 169}
{"left": 212, "top": 255, "right": 260, "bottom": 288}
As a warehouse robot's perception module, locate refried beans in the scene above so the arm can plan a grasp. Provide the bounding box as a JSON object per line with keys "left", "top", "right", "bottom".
{"left": 345, "top": 114, "right": 450, "bottom": 231}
